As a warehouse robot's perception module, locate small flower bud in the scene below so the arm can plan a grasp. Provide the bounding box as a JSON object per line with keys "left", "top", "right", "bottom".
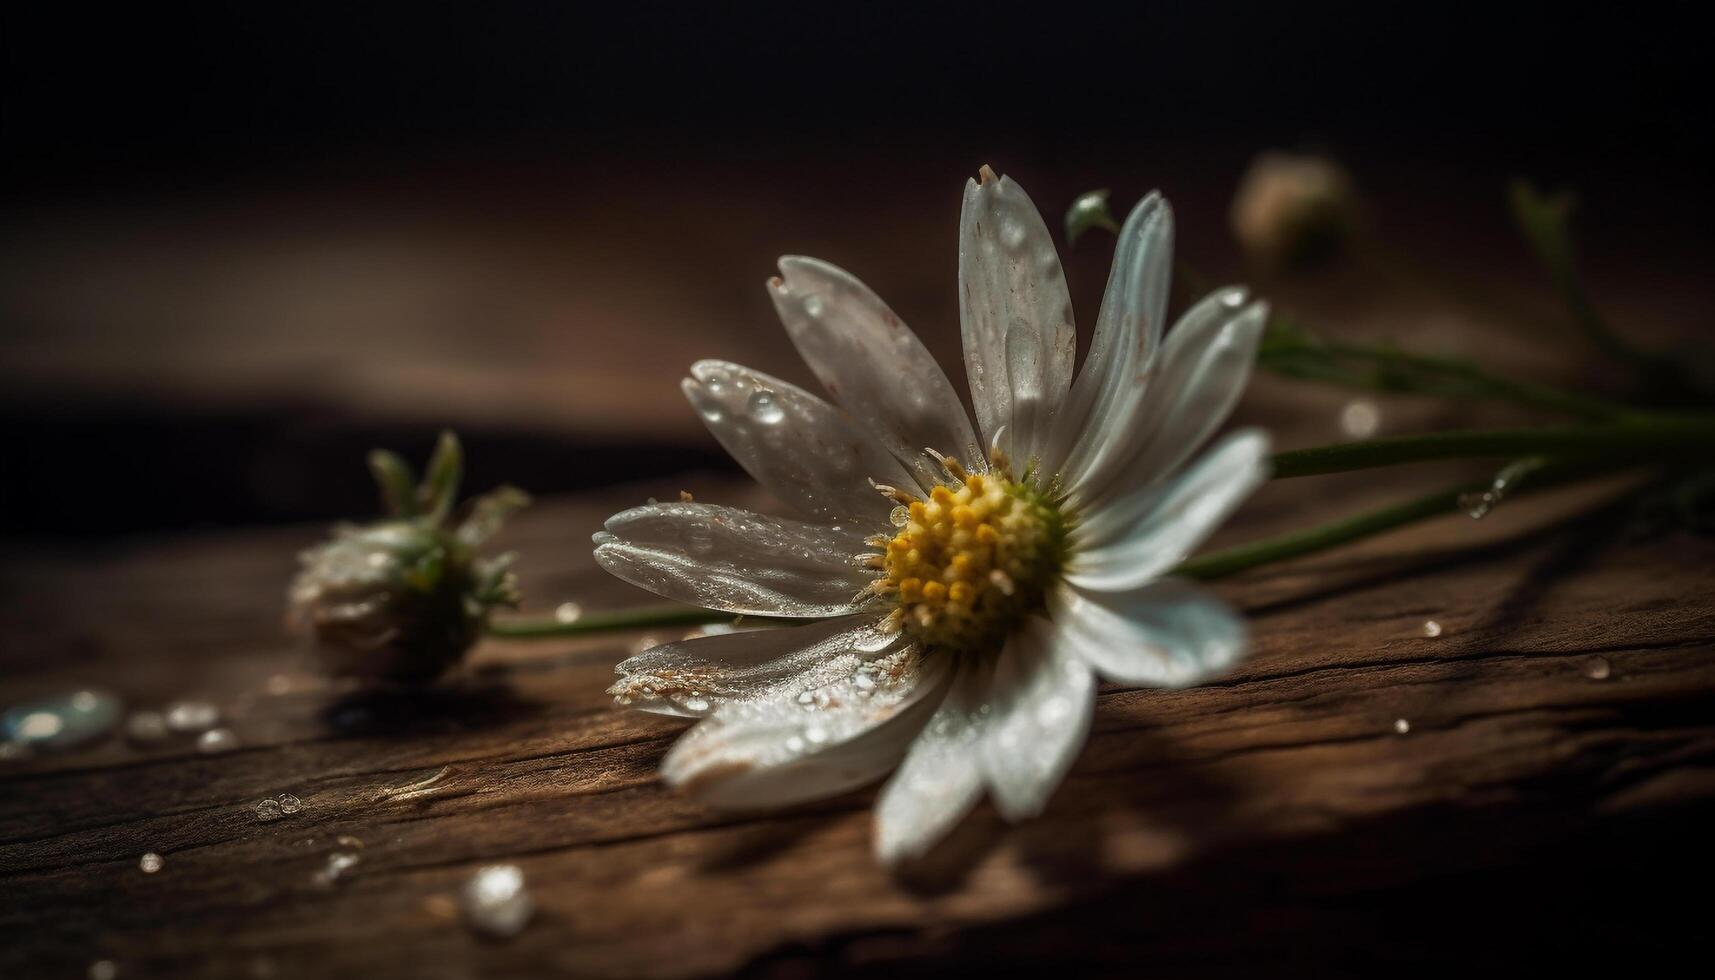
{"left": 1230, "top": 151, "right": 1357, "bottom": 270}
{"left": 287, "top": 432, "right": 529, "bottom": 683}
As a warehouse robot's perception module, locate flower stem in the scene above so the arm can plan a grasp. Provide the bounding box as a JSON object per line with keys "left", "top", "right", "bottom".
{"left": 1268, "top": 416, "right": 1715, "bottom": 479}
{"left": 1175, "top": 457, "right": 1631, "bottom": 580}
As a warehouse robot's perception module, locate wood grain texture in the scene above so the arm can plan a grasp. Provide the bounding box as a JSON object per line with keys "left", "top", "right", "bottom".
{"left": 3, "top": 463, "right": 1712, "bottom": 978}
{"left": 3, "top": 162, "right": 1713, "bottom": 977}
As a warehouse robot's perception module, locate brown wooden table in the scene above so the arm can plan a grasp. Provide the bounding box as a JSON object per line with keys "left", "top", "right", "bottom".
{"left": 3, "top": 161, "right": 1712, "bottom": 977}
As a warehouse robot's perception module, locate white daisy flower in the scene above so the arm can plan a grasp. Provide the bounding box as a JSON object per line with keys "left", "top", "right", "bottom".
{"left": 596, "top": 166, "right": 1272, "bottom": 862}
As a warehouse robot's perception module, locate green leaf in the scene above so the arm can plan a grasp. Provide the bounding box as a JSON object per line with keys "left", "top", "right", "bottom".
{"left": 456, "top": 485, "right": 531, "bottom": 547}
{"left": 419, "top": 430, "right": 465, "bottom": 525}
{"left": 367, "top": 450, "right": 419, "bottom": 518}
{"left": 1063, "top": 189, "right": 1120, "bottom": 246}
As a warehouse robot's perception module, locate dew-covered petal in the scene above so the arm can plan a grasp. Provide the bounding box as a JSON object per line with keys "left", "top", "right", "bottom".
{"left": 682, "top": 360, "right": 914, "bottom": 526}
{"left": 610, "top": 614, "right": 905, "bottom": 718}
{"left": 661, "top": 645, "right": 950, "bottom": 810}
{"left": 1072, "top": 295, "right": 1268, "bottom": 508}
{"left": 593, "top": 503, "right": 872, "bottom": 617}
{"left": 958, "top": 170, "right": 1076, "bottom": 465}
{"left": 770, "top": 256, "right": 981, "bottom": 488}
{"left": 1043, "top": 194, "right": 1174, "bottom": 479}
{"left": 979, "top": 617, "right": 1095, "bottom": 821}
{"left": 1067, "top": 429, "right": 1271, "bottom": 588}
{"left": 873, "top": 658, "right": 993, "bottom": 864}
{"left": 1049, "top": 579, "right": 1247, "bottom": 688}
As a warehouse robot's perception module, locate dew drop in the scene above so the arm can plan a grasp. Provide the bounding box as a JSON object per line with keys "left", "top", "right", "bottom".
{"left": 1459, "top": 491, "right": 1495, "bottom": 520}
{"left": 164, "top": 700, "right": 221, "bottom": 734}
{"left": 1584, "top": 656, "right": 1612, "bottom": 681}
{"left": 1393, "top": 718, "right": 1411, "bottom": 735}
{"left": 313, "top": 852, "right": 361, "bottom": 887}
{"left": 553, "top": 601, "right": 584, "bottom": 624}
{"left": 747, "top": 389, "right": 785, "bottom": 424}
{"left": 197, "top": 728, "right": 239, "bottom": 754}
{"left": 1421, "top": 620, "right": 1443, "bottom": 638}
{"left": 277, "top": 793, "right": 303, "bottom": 815}
{"left": 889, "top": 505, "right": 909, "bottom": 528}
{"left": 139, "top": 852, "right": 164, "bottom": 873}
{"left": 461, "top": 864, "right": 534, "bottom": 938}
{"left": 1339, "top": 399, "right": 1380, "bottom": 439}
{"left": 255, "top": 798, "right": 284, "bottom": 822}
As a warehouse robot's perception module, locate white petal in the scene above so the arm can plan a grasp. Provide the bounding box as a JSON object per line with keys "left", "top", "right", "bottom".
{"left": 1043, "top": 193, "right": 1174, "bottom": 479}
{"left": 873, "top": 658, "right": 993, "bottom": 863}
{"left": 661, "top": 645, "right": 950, "bottom": 810}
{"left": 611, "top": 615, "right": 905, "bottom": 718}
{"left": 1049, "top": 579, "right": 1247, "bottom": 688}
{"left": 1067, "top": 429, "right": 1271, "bottom": 589}
{"left": 1073, "top": 295, "right": 1269, "bottom": 507}
{"left": 593, "top": 502, "right": 871, "bottom": 617}
{"left": 980, "top": 617, "right": 1095, "bottom": 821}
{"left": 682, "top": 360, "right": 914, "bottom": 526}
{"left": 958, "top": 171, "right": 1076, "bottom": 465}
{"left": 770, "top": 257, "right": 982, "bottom": 488}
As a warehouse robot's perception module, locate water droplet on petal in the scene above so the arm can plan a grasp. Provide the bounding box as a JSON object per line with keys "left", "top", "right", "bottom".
{"left": 461, "top": 864, "right": 534, "bottom": 938}
{"left": 553, "top": 602, "right": 583, "bottom": 624}
{"left": 1421, "top": 620, "right": 1443, "bottom": 638}
{"left": 277, "top": 793, "right": 303, "bottom": 814}
{"left": 889, "top": 505, "right": 909, "bottom": 528}
{"left": 255, "top": 798, "right": 284, "bottom": 822}
{"left": 1584, "top": 656, "right": 1612, "bottom": 680}
{"left": 1393, "top": 718, "right": 1411, "bottom": 735}
{"left": 747, "top": 390, "right": 785, "bottom": 424}
{"left": 139, "top": 852, "right": 164, "bottom": 873}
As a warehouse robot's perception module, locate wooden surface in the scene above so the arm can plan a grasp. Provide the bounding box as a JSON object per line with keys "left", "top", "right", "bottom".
{"left": 4, "top": 451, "right": 1713, "bottom": 977}
{"left": 3, "top": 163, "right": 1714, "bottom": 977}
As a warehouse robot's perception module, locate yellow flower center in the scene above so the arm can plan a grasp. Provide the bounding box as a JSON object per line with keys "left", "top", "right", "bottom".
{"left": 870, "top": 453, "right": 1067, "bottom": 654}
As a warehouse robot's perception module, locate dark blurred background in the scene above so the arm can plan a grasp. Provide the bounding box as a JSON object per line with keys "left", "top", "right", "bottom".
{"left": 4, "top": 3, "right": 1708, "bottom": 538}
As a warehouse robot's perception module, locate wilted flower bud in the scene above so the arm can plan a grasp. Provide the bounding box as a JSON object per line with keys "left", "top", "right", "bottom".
{"left": 288, "top": 432, "right": 529, "bottom": 683}
{"left": 1230, "top": 151, "right": 1357, "bottom": 270}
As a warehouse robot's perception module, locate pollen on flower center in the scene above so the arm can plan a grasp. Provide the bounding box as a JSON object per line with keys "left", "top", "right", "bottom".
{"left": 863, "top": 450, "right": 1067, "bottom": 654}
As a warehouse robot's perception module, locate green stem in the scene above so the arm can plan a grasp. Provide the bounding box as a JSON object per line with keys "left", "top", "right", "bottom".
{"left": 1176, "top": 457, "right": 1625, "bottom": 580}
{"left": 1269, "top": 416, "right": 1715, "bottom": 479}
{"left": 1316, "top": 340, "right": 1635, "bottom": 421}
